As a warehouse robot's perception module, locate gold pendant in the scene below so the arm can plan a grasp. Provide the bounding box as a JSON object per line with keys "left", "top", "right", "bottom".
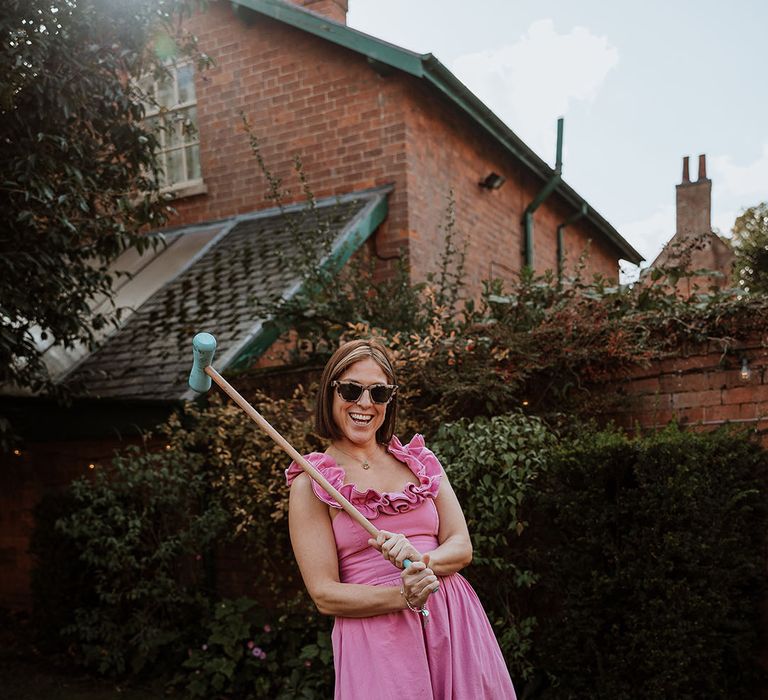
{"left": 361, "top": 460, "right": 370, "bottom": 469}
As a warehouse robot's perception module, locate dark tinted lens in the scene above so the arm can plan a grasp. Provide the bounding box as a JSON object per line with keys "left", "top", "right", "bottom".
{"left": 336, "top": 382, "right": 363, "bottom": 402}
{"left": 369, "top": 385, "right": 394, "bottom": 403}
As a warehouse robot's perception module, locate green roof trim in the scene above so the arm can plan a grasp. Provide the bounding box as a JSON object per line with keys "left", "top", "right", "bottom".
{"left": 226, "top": 185, "right": 392, "bottom": 372}
{"left": 230, "top": 0, "right": 643, "bottom": 264}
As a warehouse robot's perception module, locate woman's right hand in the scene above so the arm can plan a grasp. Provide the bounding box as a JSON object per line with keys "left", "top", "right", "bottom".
{"left": 400, "top": 553, "right": 439, "bottom": 609}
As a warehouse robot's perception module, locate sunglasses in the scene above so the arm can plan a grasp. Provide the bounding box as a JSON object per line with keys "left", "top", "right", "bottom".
{"left": 331, "top": 380, "right": 398, "bottom": 405}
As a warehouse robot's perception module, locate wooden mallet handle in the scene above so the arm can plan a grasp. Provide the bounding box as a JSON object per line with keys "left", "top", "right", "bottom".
{"left": 188, "top": 332, "right": 382, "bottom": 540}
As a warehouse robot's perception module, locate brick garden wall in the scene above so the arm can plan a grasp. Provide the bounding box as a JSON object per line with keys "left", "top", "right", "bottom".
{"left": 0, "top": 438, "right": 127, "bottom": 610}
{"left": 601, "top": 334, "right": 768, "bottom": 445}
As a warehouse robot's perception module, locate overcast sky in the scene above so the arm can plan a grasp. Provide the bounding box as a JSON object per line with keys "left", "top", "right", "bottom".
{"left": 347, "top": 0, "right": 768, "bottom": 276}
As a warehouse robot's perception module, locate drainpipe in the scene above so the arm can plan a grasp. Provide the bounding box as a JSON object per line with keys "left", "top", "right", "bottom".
{"left": 557, "top": 203, "right": 589, "bottom": 283}
{"left": 522, "top": 118, "right": 564, "bottom": 270}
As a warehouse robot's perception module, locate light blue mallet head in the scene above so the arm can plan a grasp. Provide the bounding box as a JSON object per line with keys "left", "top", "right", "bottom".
{"left": 189, "top": 332, "right": 217, "bottom": 393}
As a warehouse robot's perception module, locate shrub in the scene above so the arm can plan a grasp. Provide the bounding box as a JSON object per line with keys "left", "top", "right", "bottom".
{"left": 529, "top": 424, "right": 768, "bottom": 699}
{"left": 431, "top": 412, "right": 555, "bottom": 681}
{"left": 56, "top": 445, "right": 229, "bottom": 675}
{"left": 175, "top": 598, "right": 333, "bottom": 699}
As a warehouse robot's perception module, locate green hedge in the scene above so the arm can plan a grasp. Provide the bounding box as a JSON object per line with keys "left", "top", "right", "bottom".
{"left": 432, "top": 412, "right": 555, "bottom": 681}
{"left": 528, "top": 424, "right": 768, "bottom": 699}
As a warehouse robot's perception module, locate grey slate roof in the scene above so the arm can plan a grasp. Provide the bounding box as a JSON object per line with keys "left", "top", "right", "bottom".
{"left": 63, "top": 187, "right": 390, "bottom": 402}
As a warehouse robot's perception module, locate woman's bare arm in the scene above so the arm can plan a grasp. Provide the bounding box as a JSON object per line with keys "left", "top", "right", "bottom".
{"left": 289, "top": 472, "right": 435, "bottom": 617}
{"left": 369, "top": 470, "right": 473, "bottom": 577}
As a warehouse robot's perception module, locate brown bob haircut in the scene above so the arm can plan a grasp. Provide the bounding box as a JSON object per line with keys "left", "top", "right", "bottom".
{"left": 315, "top": 339, "right": 398, "bottom": 445}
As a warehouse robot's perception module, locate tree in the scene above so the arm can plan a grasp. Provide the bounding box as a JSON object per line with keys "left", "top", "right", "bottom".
{"left": 0, "top": 0, "right": 206, "bottom": 400}
{"left": 733, "top": 202, "right": 768, "bottom": 295}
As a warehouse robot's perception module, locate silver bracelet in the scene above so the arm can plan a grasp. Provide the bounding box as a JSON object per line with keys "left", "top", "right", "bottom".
{"left": 400, "top": 585, "right": 430, "bottom": 621}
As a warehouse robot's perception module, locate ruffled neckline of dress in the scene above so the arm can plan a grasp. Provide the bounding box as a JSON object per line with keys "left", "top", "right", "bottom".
{"left": 285, "top": 434, "right": 442, "bottom": 519}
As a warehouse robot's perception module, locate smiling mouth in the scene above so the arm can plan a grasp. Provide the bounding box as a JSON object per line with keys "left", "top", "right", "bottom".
{"left": 349, "top": 412, "right": 373, "bottom": 426}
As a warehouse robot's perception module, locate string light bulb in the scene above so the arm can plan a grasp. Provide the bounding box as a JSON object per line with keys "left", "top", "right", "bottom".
{"left": 88, "top": 463, "right": 96, "bottom": 470}
{"left": 740, "top": 357, "right": 751, "bottom": 382}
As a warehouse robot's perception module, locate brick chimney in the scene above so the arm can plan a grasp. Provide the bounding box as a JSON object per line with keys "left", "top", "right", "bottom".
{"left": 675, "top": 154, "right": 712, "bottom": 236}
{"left": 287, "top": 0, "right": 348, "bottom": 24}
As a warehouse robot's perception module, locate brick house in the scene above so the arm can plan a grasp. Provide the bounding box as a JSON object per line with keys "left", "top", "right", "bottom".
{"left": 645, "top": 154, "right": 735, "bottom": 295}
{"left": 0, "top": 0, "right": 644, "bottom": 609}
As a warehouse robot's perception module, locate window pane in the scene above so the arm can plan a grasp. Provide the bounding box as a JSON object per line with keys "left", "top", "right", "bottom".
{"left": 156, "top": 152, "right": 168, "bottom": 187}
{"left": 167, "top": 148, "right": 184, "bottom": 185}
{"left": 146, "top": 115, "right": 167, "bottom": 150}
{"left": 186, "top": 144, "right": 201, "bottom": 181}
{"left": 181, "top": 106, "right": 198, "bottom": 143}
{"left": 177, "top": 63, "right": 195, "bottom": 104}
{"left": 168, "top": 115, "right": 184, "bottom": 148}
{"left": 156, "top": 74, "right": 174, "bottom": 108}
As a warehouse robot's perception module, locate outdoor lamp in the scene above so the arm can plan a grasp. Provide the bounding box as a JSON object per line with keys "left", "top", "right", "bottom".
{"left": 740, "top": 357, "right": 751, "bottom": 381}
{"left": 479, "top": 172, "right": 506, "bottom": 190}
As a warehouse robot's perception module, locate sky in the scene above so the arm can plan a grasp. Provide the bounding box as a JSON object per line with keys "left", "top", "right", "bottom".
{"left": 346, "top": 0, "right": 768, "bottom": 278}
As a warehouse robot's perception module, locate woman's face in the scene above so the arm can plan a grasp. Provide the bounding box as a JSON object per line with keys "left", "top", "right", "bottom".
{"left": 331, "top": 357, "right": 391, "bottom": 447}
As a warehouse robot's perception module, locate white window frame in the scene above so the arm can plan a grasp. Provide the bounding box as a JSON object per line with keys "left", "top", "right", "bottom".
{"left": 141, "top": 62, "right": 206, "bottom": 198}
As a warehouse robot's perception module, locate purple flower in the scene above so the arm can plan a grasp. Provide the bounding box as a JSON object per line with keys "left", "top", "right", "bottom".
{"left": 263, "top": 624, "right": 272, "bottom": 633}
{"left": 247, "top": 640, "right": 255, "bottom": 650}
{"left": 251, "top": 646, "right": 265, "bottom": 659}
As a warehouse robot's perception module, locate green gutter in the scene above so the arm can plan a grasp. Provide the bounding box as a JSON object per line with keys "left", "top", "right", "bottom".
{"left": 523, "top": 118, "right": 564, "bottom": 269}
{"left": 230, "top": 0, "right": 643, "bottom": 265}
{"left": 227, "top": 188, "right": 390, "bottom": 371}
{"left": 557, "top": 203, "right": 589, "bottom": 283}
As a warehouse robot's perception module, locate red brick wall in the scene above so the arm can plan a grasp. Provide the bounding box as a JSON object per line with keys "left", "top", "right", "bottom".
{"left": 0, "top": 438, "right": 127, "bottom": 609}
{"left": 601, "top": 336, "right": 768, "bottom": 445}
{"left": 167, "top": 4, "right": 624, "bottom": 298}
{"left": 174, "top": 4, "right": 410, "bottom": 266}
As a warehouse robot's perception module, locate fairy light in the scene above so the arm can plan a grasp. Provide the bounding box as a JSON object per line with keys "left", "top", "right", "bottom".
{"left": 13, "top": 448, "right": 21, "bottom": 457}
{"left": 88, "top": 463, "right": 96, "bottom": 470}
{"left": 740, "top": 358, "right": 752, "bottom": 382}
{"left": 522, "top": 400, "right": 529, "bottom": 407}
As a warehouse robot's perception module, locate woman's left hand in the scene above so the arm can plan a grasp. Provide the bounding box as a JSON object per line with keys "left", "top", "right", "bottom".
{"left": 368, "top": 530, "right": 422, "bottom": 569}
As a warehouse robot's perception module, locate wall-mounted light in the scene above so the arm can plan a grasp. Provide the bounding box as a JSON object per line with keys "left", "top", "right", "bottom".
{"left": 479, "top": 172, "right": 506, "bottom": 190}
{"left": 740, "top": 357, "right": 751, "bottom": 381}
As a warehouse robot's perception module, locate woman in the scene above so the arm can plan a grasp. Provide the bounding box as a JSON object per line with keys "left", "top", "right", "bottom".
{"left": 286, "top": 339, "right": 516, "bottom": 699}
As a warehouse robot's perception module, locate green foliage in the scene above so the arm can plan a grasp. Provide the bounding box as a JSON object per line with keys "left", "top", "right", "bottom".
{"left": 528, "top": 424, "right": 768, "bottom": 699}
{"left": 175, "top": 598, "right": 333, "bottom": 699}
{"left": 42, "top": 393, "right": 336, "bottom": 696}
{"left": 733, "top": 202, "right": 768, "bottom": 295}
{"left": 388, "top": 267, "right": 768, "bottom": 432}
{"left": 157, "top": 392, "right": 321, "bottom": 613}
{"left": 56, "top": 445, "right": 228, "bottom": 676}
{"left": 0, "top": 0, "right": 208, "bottom": 398}
{"left": 432, "top": 412, "right": 555, "bottom": 681}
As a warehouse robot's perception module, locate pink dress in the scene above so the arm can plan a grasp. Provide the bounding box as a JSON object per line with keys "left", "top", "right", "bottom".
{"left": 286, "top": 434, "right": 517, "bottom": 700}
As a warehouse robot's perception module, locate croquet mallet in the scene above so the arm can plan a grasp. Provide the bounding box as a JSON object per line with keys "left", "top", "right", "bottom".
{"left": 188, "top": 332, "right": 415, "bottom": 570}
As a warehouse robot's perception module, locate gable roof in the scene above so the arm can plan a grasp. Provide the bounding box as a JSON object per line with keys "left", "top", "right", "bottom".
{"left": 61, "top": 186, "right": 391, "bottom": 402}
{"left": 232, "top": 0, "right": 643, "bottom": 265}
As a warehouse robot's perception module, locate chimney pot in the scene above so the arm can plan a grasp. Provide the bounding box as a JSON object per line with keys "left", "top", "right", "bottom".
{"left": 681, "top": 156, "right": 690, "bottom": 183}
{"left": 697, "top": 154, "right": 707, "bottom": 181}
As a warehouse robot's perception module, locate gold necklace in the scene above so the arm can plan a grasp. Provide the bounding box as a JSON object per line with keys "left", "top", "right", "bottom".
{"left": 334, "top": 445, "right": 377, "bottom": 470}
